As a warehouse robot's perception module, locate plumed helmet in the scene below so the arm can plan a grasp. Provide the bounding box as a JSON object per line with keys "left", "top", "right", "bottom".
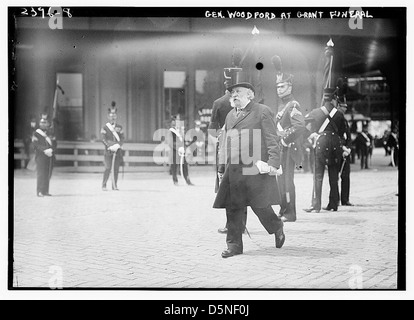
{"left": 271, "top": 55, "right": 293, "bottom": 85}
{"left": 276, "top": 73, "right": 294, "bottom": 85}
{"left": 39, "top": 113, "right": 50, "bottom": 125}
{"left": 108, "top": 101, "right": 117, "bottom": 115}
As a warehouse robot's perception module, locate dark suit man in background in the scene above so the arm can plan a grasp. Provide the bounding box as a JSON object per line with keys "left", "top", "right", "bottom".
{"left": 355, "top": 124, "right": 373, "bottom": 170}
{"left": 213, "top": 82, "right": 285, "bottom": 258}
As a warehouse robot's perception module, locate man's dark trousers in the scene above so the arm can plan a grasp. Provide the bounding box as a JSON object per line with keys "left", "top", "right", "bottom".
{"left": 226, "top": 206, "right": 283, "bottom": 253}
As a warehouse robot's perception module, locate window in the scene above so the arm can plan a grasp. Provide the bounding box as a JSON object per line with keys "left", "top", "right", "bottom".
{"left": 164, "top": 71, "right": 186, "bottom": 121}
{"left": 56, "top": 73, "right": 83, "bottom": 140}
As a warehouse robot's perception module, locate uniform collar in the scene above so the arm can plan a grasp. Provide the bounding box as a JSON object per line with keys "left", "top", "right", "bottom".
{"left": 281, "top": 94, "right": 294, "bottom": 104}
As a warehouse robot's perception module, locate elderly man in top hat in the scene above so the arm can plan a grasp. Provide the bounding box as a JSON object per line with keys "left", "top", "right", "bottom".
{"left": 274, "top": 68, "right": 306, "bottom": 222}
{"left": 213, "top": 82, "right": 285, "bottom": 258}
{"left": 32, "top": 113, "right": 57, "bottom": 197}
{"left": 303, "top": 88, "right": 348, "bottom": 213}
{"left": 209, "top": 50, "right": 247, "bottom": 234}
{"left": 101, "top": 102, "right": 124, "bottom": 191}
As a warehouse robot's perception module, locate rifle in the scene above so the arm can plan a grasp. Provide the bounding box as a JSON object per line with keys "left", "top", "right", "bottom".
{"left": 50, "top": 76, "right": 64, "bottom": 138}
{"left": 49, "top": 76, "right": 64, "bottom": 179}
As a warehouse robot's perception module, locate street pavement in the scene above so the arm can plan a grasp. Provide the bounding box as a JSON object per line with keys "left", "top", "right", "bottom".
{"left": 11, "top": 148, "right": 401, "bottom": 291}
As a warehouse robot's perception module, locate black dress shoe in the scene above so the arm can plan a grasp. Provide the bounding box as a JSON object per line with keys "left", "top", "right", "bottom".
{"left": 275, "top": 229, "right": 285, "bottom": 249}
{"left": 303, "top": 207, "right": 320, "bottom": 213}
{"left": 218, "top": 227, "right": 228, "bottom": 234}
{"left": 342, "top": 202, "right": 354, "bottom": 206}
{"left": 44, "top": 193, "right": 52, "bottom": 196}
{"left": 221, "top": 249, "right": 242, "bottom": 258}
{"left": 322, "top": 206, "right": 338, "bottom": 211}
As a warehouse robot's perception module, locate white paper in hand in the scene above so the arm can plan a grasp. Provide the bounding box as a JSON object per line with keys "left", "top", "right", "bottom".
{"left": 255, "top": 160, "right": 270, "bottom": 174}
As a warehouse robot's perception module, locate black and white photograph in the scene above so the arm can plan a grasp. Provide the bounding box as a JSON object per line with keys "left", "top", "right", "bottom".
{"left": 5, "top": 1, "right": 411, "bottom": 300}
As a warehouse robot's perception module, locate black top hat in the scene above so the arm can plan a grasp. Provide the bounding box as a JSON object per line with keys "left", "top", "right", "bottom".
{"left": 224, "top": 67, "right": 242, "bottom": 89}
{"left": 226, "top": 82, "right": 255, "bottom": 94}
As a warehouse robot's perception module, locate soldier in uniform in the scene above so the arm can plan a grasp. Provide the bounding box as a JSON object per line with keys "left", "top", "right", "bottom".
{"left": 303, "top": 88, "right": 348, "bottom": 212}
{"left": 168, "top": 118, "right": 194, "bottom": 186}
{"left": 101, "top": 102, "right": 124, "bottom": 191}
{"left": 274, "top": 71, "right": 306, "bottom": 222}
{"left": 355, "top": 123, "right": 373, "bottom": 170}
{"left": 32, "top": 114, "right": 57, "bottom": 197}
{"left": 213, "top": 82, "right": 285, "bottom": 258}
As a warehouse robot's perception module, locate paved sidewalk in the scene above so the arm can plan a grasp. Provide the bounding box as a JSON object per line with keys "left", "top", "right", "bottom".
{"left": 11, "top": 149, "right": 400, "bottom": 289}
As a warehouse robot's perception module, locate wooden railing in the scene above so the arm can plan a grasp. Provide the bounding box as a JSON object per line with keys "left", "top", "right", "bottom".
{"left": 14, "top": 140, "right": 170, "bottom": 172}
{"left": 14, "top": 140, "right": 215, "bottom": 172}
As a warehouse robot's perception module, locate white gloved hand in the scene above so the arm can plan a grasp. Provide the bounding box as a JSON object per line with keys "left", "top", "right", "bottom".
{"left": 268, "top": 165, "right": 283, "bottom": 176}
{"left": 309, "top": 132, "right": 319, "bottom": 140}
{"left": 256, "top": 160, "right": 271, "bottom": 174}
{"left": 178, "top": 147, "right": 185, "bottom": 156}
{"left": 275, "top": 166, "right": 283, "bottom": 176}
{"left": 44, "top": 148, "right": 53, "bottom": 157}
{"left": 108, "top": 144, "right": 121, "bottom": 152}
{"left": 342, "top": 146, "right": 351, "bottom": 157}
{"left": 256, "top": 161, "right": 283, "bottom": 176}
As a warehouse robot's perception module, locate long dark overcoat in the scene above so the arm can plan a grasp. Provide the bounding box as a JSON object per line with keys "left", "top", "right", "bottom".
{"left": 213, "top": 101, "right": 282, "bottom": 209}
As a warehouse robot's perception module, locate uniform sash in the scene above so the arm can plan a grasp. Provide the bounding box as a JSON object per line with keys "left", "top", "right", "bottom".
{"left": 318, "top": 106, "right": 338, "bottom": 133}
{"left": 35, "top": 129, "right": 52, "bottom": 146}
{"left": 106, "top": 122, "right": 120, "bottom": 142}
{"left": 361, "top": 132, "right": 371, "bottom": 144}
